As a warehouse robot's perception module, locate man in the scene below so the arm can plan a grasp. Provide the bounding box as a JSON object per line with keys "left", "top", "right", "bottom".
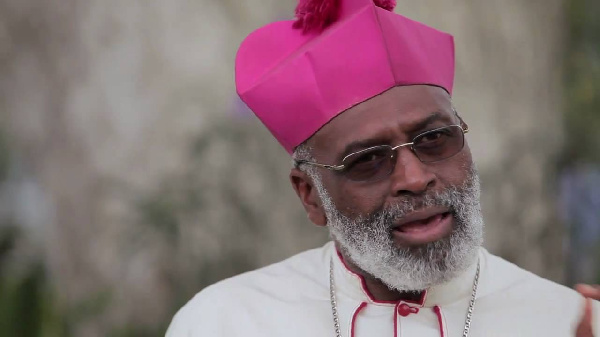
{"left": 167, "top": 0, "right": 600, "bottom": 335}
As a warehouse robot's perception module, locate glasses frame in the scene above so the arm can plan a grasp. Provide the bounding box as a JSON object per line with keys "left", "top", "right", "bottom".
{"left": 295, "top": 124, "right": 469, "bottom": 178}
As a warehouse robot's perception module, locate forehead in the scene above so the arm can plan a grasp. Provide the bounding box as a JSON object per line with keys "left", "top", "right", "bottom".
{"left": 309, "top": 85, "right": 454, "bottom": 157}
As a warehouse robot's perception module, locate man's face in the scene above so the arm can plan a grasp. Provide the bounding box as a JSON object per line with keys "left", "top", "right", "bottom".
{"left": 300, "top": 85, "right": 484, "bottom": 291}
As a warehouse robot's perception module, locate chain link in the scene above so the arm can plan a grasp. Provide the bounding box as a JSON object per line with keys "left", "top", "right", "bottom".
{"left": 329, "top": 259, "right": 342, "bottom": 337}
{"left": 329, "top": 258, "right": 481, "bottom": 337}
{"left": 462, "top": 261, "right": 480, "bottom": 337}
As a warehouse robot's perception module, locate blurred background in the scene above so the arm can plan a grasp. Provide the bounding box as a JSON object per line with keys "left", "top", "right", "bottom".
{"left": 0, "top": 0, "right": 598, "bottom": 336}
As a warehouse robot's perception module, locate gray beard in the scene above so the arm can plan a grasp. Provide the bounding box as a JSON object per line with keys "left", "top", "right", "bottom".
{"left": 313, "top": 167, "right": 484, "bottom": 292}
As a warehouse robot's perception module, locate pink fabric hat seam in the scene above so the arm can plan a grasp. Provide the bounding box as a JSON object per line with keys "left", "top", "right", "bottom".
{"left": 235, "top": 0, "right": 456, "bottom": 154}
{"left": 238, "top": 7, "right": 374, "bottom": 97}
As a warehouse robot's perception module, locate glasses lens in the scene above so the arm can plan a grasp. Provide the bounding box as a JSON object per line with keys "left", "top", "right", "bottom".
{"left": 413, "top": 125, "right": 465, "bottom": 163}
{"left": 342, "top": 146, "right": 394, "bottom": 182}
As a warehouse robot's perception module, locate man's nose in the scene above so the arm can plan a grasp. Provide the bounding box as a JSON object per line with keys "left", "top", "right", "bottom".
{"left": 389, "top": 148, "right": 436, "bottom": 197}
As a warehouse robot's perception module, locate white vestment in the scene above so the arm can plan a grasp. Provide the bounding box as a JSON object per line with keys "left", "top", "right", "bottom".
{"left": 167, "top": 242, "right": 599, "bottom": 336}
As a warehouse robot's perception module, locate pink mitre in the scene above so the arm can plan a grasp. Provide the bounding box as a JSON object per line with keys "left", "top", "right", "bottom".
{"left": 235, "top": 0, "right": 455, "bottom": 154}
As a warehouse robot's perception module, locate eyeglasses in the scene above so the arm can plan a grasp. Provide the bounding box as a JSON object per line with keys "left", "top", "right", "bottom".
{"left": 295, "top": 125, "right": 468, "bottom": 182}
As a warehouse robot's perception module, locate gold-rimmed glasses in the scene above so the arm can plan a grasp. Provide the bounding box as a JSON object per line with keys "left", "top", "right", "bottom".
{"left": 295, "top": 125, "right": 468, "bottom": 182}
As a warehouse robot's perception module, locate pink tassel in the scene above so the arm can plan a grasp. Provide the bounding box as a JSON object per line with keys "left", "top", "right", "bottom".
{"left": 293, "top": 0, "right": 341, "bottom": 33}
{"left": 293, "top": 0, "right": 397, "bottom": 33}
{"left": 374, "top": 0, "right": 397, "bottom": 11}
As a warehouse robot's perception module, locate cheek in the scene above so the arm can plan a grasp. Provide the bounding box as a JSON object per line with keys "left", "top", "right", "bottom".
{"left": 433, "top": 149, "right": 474, "bottom": 186}
{"left": 325, "top": 177, "right": 388, "bottom": 218}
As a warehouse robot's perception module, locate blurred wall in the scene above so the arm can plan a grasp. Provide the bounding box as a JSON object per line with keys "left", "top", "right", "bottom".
{"left": 0, "top": 0, "right": 565, "bottom": 335}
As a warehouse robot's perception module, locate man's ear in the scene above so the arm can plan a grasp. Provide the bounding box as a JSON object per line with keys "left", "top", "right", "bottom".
{"left": 290, "top": 168, "right": 328, "bottom": 227}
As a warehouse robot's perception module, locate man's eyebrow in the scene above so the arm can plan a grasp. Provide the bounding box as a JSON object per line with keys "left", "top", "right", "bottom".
{"left": 405, "top": 111, "right": 446, "bottom": 133}
{"left": 338, "top": 111, "right": 447, "bottom": 159}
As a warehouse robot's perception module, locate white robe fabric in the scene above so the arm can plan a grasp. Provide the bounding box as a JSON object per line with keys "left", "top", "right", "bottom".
{"left": 167, "top": 242, "right": 599, "bottom": 336}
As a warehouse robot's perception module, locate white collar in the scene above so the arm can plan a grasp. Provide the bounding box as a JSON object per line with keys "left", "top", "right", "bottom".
{"left": 328, "top": 241, "right": 483, "bottom": 307}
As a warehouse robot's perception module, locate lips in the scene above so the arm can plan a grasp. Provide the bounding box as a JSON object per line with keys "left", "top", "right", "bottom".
{"left": 391, "top": 207, "right": 454, "bottom": 246}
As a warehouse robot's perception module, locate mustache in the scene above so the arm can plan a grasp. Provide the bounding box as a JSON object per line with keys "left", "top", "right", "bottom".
{"left": 364, "top": 189, "right": 461, "bottom": 226}
{"left": 371, "top": 170, "right": 479, "bottom": 225}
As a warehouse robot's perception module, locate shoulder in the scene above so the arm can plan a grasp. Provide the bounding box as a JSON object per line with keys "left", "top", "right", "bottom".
{"left": 166, "top": 243, "right": 332, "bottom": 336}
{"left": 479, "top": 249, "right": 600, "bottom": 334}
{"left": 482, "top": 249, "right": 581, "bottom": 302}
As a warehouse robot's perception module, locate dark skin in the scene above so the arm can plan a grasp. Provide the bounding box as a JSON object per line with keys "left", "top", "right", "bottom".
{"left": 289, "top": 85, "right": 598, "bottom": 334}
{"left": 291, "top": 85, "right": 471, "bottom": 300}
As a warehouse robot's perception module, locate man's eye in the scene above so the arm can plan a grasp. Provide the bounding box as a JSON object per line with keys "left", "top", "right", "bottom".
{"left": 346, "top": 149, "right": 388, "bottom": 167}
{"left": 423, "top": 132, "right": 442, "bottom": 142}
{"left": 355, "top": 153, "right": 382, "bottom": 163}
{"left": 418, "top": 130, "right": 448, "bottom": 144}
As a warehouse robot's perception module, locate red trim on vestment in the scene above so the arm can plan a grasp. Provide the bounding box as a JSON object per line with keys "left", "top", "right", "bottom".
{"left": 350, "top": 302, "right": 367, "bottom": 337}
{"left": 335, "top": 249, "right": 427, "bottom": 305}
{"left": 394, "top": 302, "right": 400, "bottom": 337}
{"left": 433, "top": 306, "right": 445, "bottom": 337}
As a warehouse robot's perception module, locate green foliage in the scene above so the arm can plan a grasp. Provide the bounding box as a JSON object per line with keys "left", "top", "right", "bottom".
{"left": 0, "top": 128, "right": 69, "bottom": 336}
{"left": 137, "top": 197, "right": 180, "bottom": 243}
{"left": 564, "top": 0, "right": 600, "bottom": 286}
{"left": 0, "top": 131, "right": 9, "bottom": 183}
{"left": 563, "top": 0, "right": 600, "bottom": 164}
{"left": 0, "top": 227, "right": 69, "bottom": 337}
